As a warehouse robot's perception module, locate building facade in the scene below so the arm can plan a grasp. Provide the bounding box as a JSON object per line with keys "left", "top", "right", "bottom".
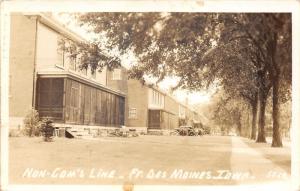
{"left": 9, "top": 13, "right": 125, "bottom": 129}
{"left": 9, "top": 13, "right": 200, "bottom": 133}
{"left": 107, "top": 76, "right": 200, "bottom": 133}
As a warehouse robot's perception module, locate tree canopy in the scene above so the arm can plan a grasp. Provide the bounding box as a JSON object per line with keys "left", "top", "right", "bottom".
{"left": 62, "top": 12, "right": 291, "bottom": 147}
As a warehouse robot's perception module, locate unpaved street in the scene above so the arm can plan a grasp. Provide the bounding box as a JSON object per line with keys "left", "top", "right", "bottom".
{"left": 9, "top": 135, "right": 290, "bottom": 185}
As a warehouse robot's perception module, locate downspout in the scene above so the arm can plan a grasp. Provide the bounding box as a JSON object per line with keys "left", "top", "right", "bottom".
{"left": 105, "top": 66, "right": 108, "bottom": 86}
{"left": 32, "top": 16, "right": 39, "bottom": 109}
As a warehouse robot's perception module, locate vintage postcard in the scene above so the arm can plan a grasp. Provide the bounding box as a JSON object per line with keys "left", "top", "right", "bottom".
{"left": 1, "top": 0, "right": 300, "bottom": 191}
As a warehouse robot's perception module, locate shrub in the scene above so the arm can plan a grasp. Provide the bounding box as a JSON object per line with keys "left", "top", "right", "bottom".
{"left": 23, "top": 109, "right": 41, "bottom": 137}
{"left": 9, "top": 129, "right": 22, "bottom": 137}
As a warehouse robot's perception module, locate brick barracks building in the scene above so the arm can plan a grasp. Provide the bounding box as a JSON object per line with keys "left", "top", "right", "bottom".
{"left": 9, "top": 13, "right": 200, "bottom": 134}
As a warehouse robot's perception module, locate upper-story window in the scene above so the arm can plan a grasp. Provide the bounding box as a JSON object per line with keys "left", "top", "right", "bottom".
{"left": 69, "top": 57, "right": 77, "bottom": 71}
{"left": 74, "top": 57, "right": 87, "bottom": 76}
{"left": 56, "top": 36, "right": 64, "bottom": 68}
{"left": 179, "top": 105, "right": 186, "bottom": 118}
{"left": 91, "top": 71, "right": 97, "bottom": 79}
{"left": 112, "top": 69, "right": 122, "bottom": 80}
{"left": 81, "top": 67, "right": 88, "bottom": 76}
{"left": 149, "top": 89, "right": 164, "bottom": 108}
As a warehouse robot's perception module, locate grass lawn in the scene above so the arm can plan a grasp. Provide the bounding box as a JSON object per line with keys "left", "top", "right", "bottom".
{"left": 9, "top": 135, "right": 234, "bottom": 185}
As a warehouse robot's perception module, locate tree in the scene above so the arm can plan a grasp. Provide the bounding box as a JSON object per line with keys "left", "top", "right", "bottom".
{"left": 200, "top": 37, "right": 260, "bottom": 140}
{"left": 211, "top": 92, "right": 248, "bottom": 136}
{"left": 267, "top": 14, "right": 291, "bottom": 147}
{"left": 72, "top": 13, "right": 218, "bottom": 87}
{"left": 64, "top": 13, "right": 291, "bottom": 147}
{"left": 203, "top": 13, "right": 291, "bottom": 145}
{"left": 23, "top": 109, "right": 41, "bottom": 137}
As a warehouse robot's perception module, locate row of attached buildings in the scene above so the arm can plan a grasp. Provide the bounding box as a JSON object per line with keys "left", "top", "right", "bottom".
{"left": 9, "top": 13, "right": 201, "bottom": 133}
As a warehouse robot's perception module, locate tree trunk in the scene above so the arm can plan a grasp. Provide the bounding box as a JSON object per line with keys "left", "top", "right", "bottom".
{"left": 268, "top": 31, "right": 283, "bottom": 147}
{"left": 271, "top": 69, "right": 283, "bottom": 147}
{"left": 250, "top": 93, "right": 258, "bottom": 140}
{"left": 237, "top": 116, "right": 242, "bottom": 136}
{"left": 256, "top": 91, "right": 267, "bottom": 143}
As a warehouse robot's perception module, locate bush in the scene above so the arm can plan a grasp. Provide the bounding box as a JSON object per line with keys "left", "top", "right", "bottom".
{"left": 40, "top": 118, "right": 55, "bottom": 141}
{"left": 23, "top": 109, "right": 41, "bottom": 137}
{"left": 9, "top": 129, "right": 22, "bottom": 137}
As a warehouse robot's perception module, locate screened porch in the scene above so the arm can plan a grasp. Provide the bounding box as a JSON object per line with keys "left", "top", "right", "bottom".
{"left": 36, "top": 76, "right": 125, "bottom": 127}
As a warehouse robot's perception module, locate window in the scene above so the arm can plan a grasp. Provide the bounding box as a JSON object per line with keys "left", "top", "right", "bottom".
{"left": 81, "top": 67, "right": 88, "bottom": 76}
{"left": 149, "top": 89, "right": 164, "bottom": 108}
{"left": 179, "top": 105, "right": 186, "bottom": 118}
{"left": 112, "top": 69, "right": 122, "bottom": 80}
{"left": 152, "top": 91, "right": 155, "bottom": 104}
{"left": 69, "top": 57, "right": 77, "bottom": 71}
{"left": 56, "top": 37, "right": 64, "bottom": 67}
{"left": 91, "top": 71, "right": 97, "bottom": 79}
{"left": 158, "top": 93, "right": 161, "bottom": 105}
{"left": 129, "top": 108, "right": 137, "bottom": 119}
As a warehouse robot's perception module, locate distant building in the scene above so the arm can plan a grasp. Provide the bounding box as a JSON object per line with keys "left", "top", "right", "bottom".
{"left": 125, "top": 80, "right": 180, "bottom": 132}
{"left": 106, "top": 70, "right": 200, "bottom": 133}
{"left": 9, "top": 13, "right": 125, "bottom": 129}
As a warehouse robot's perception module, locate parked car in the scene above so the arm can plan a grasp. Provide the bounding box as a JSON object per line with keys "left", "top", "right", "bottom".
{"left": 178, "top": 126, "right": 199, "bottom": 136}
{"left": 204, "top": 128, "right": 211, "bottom": 135}
{"left": 198, "top": 127, "right": 205, "bottom": 136}
{"left": 171, "top": 125, "right": 205, "bottom": 136}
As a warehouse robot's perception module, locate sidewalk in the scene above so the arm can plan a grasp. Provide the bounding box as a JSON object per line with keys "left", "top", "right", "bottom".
{"left": 230, "top": 136, "right": 291, "bottom": 186}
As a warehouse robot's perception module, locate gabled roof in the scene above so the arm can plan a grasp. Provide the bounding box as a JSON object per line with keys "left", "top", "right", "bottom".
{"left": 23, "top": 12, "right": 85, "bottom": 43}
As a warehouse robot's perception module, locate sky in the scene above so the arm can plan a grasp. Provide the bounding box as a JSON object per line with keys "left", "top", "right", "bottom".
{"left": 53, "top": 13, "right": 214, "bottom": 105}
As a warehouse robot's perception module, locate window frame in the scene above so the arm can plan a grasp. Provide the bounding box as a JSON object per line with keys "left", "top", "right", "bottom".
{"left": 112, "top": 68, "right": 122, "bottom": 80}
{"left": 91, "top": 70, "right": 97, "bottom": 80}
{"left": 128, "top": 108, "right": 137, "bottom": 119}
{"left": 56, "top": 36, "right": 65, "bottom": 68}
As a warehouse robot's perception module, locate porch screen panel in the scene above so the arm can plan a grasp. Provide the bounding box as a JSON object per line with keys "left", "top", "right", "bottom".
{"left": 37, "top": 78, "right": 64, "bottom": 121}
{"left": 148, "top": 110, "right": 161, "bottom": 129}
{"left": 52, "top": 79, "right": 64, "bottom": 107}
{"left": 95, "top": 90, "right": 102, "bottom": 125}
{"left": 101, "top": 91, "right": 107, "bottom": 126}
{"left": 64, "top": 78, "right": 72, "bottom": 122}
{"left": 119, "top": 97, "right": 125, "bottom": 126}
{"left": 38, "top": 79, "right": 51, "bottom": 109}
{"left": 90, "top": 88, "right": 97, "bottom": 124}
{"left": 38, "top": 77, "right": 125, "bottom": 127}
{"left": 106, "top": 93, "right": 111, "bottom": 126}
{"left": 79, "top": 83, "right": 85, "bottom": 124}
{"left": 65, "top": 79, "right": 82, "bottom": 124}
{"left": 115, "top": 96, "right": 120, "bottom": 126}
{"left": 84, "top": 85, "right": 91, "bottom": 124}
{"left": 71, "top": 80, "right": 80, "bottom": 123}
{"left": 111, "top": 94, "right": 116, "bottom": 126}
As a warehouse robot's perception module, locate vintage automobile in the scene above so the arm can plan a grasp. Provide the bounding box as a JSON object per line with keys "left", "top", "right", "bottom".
{"left": 198, "top": 127, "right": 205, "bottom": 135}
{"left": 172, "top": 126, "right": 202, "bottom": 136}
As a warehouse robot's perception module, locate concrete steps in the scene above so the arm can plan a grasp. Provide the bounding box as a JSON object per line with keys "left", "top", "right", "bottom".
{"left": 65, "top": 128, "right": 94, "bottom": 139}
